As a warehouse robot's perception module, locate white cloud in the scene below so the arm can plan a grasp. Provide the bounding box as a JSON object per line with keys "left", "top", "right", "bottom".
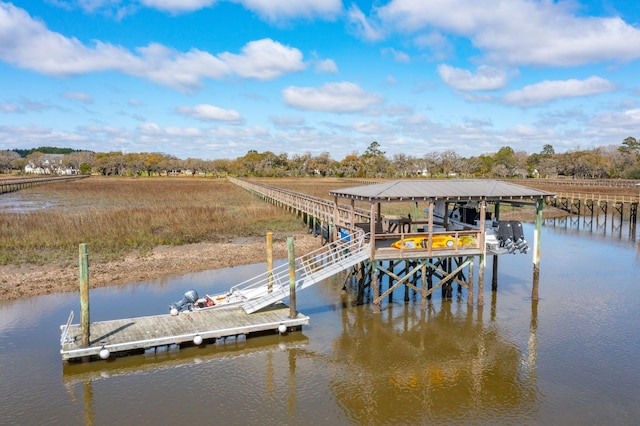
{"left": 350, "top": 120, "right": 386, "bottom": 134}
{"left": 314, "top": 58, "right": 338, "bottom": 73}
{"left": 176, "top": 104, "right": 244, "bottom": 124}
{"left": 218, "top": 38, "right": 305, "bottom": 80}
{"left": 438, "top": 64, "right": 508, "bottom": 91}
{"left": 503, "top": 76, "right": 616, "bottom": 107}
{"left": 235, "top": 0, "right": 342, "bottom": 22}
{"left": 140, "top": 0, "right": 217, "bottom": 14}
{"left": 381, "top": 47, "right": 410, "bottom": 63}
{"left": 269, "top": 115, "right": 306, "bottom": 128}
{"left": 0, "top": 4, "right": 305, "bottom": 91}
{"left": 282, "top": 82, "right": 384, "bottom": 113}
{"left": 590, "top": 108, "right": 640, "bottom": 131}
{"left": 414, "top": 31, "right": 453, "bottom": 60}
{"left": 374, "top": 0, "right": 640, "bottom": 67}
{"left": 62, "top": 91, "right": 93, "bottom": 104}
{"left": 68, "top": 0, "right": 341, "bottom": 21}
{"left": 347, "top": 4, "right": 384, "bottom": 41}
{"left": 0, "top": 102, "right": 21, "bottom": 113}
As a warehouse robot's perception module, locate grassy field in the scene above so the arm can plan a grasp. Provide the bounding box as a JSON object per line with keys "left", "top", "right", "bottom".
{"left": 3, "top": 175, "right": 634, "bottom": 268}
{"left": 0, "top": 176, "right": 341, "bottom": 266}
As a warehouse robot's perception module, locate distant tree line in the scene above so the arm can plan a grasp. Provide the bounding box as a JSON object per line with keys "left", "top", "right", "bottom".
{"left": 2, "top": 138, "right": 639, "bottom": 179}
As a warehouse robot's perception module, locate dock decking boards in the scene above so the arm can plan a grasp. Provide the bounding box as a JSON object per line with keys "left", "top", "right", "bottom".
{"left": 61, "top": 304, "right": 309, "bottom": 361}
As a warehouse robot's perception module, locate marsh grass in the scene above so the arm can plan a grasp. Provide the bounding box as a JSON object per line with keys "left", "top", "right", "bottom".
{"left": 1, "top": 176, "right": 570, "bottom": 267}
{"left": 0, "top": 177, "right": 310, "bottom": 266}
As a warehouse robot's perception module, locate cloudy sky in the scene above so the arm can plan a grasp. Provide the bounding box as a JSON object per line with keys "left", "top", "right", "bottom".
{"left": 1, "top": 1, "right": 639, "bottom": 160}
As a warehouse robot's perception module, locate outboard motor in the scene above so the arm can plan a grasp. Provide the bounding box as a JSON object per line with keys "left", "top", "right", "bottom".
{"left": 496, "top": 221, "right": 515, "bottom": 253}
{"left": 510, "top": 221, "right": 529, "bottom": 254}
{"left": 169, "top": 289, "right": 199, "bottom": 315}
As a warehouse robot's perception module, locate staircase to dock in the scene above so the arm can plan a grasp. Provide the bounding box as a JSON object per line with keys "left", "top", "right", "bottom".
{"left": 228, "top": 230, "right": 369, "bottom": 314}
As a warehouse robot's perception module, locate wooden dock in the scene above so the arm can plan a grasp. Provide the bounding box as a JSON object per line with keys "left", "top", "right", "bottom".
{"left": 60, "top": 304, "right": 309, "bottom": 362}
{"left": 0, "top": 175, "right": 88, "bottom": 194}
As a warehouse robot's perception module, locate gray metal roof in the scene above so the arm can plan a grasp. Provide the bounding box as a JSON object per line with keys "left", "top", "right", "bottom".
{"left": 329, "top": 180, "right": 555, "bottom": 202}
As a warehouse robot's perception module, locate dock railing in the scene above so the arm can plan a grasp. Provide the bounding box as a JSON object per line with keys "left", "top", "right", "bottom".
{"left": 553, "top": 191, "right": 640, "bottom": 204}
{"left": 228, "top": 176, "right": 372, "bottom": 227}
{"left": 227, "top": 229, "right": 369, "bottom": 314}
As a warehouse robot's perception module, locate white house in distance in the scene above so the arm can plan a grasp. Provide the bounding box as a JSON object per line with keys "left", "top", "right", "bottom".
{"left": 24, "top": 154, "right": 77, "bottom": 175}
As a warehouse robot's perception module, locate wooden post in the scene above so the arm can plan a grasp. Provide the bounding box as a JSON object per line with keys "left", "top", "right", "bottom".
{"left": 477, "top": 200, "right": 487, "bottom": 306}
{"left": 467, "top": 258, "right": 474, "bottom": 306}
{"left": 267, "top": 232, "right": 273, "bottom": 293}
{"left": 492, "top": 202, "right": 500, "bottom": 291}
{"left": 420, "top": 264, "right": 427, "bottom": 310}
{"left": 372, "top": 265, "right": 380, "bottom": 314}
{"left": 532, "top": 198, "right": 543, "bottom": 301}
{"left": 287, "top": 237, "right": 297, "bottom": 318}
{"left": 79, "top": 243, "right": 90, "bottom": 347}
{"left": 478, "top": 254, "right": 485, "bottom": 306}
{"left": 333, "top": 196, "right": 339, "bottom": 241}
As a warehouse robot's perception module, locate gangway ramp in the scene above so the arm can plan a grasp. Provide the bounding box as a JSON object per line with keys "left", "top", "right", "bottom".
{"left": 232, "top": 231, "right": 369, "bottom": 314}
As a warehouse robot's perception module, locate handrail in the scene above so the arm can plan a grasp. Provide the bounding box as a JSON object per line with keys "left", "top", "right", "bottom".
{"left": 228, "top": 176, "right": 373, "bottom": 226}
{"left": 0, "top": 175, "right": 89, "bottom": 194}
{"left": 219, "top": 229, "right": 369, "bottom": 313}
{"left": 230, "top": 229, "right": 367, "bottom": 295}
{"left": 554, "top": 191, "right": 640, "bottom": 203}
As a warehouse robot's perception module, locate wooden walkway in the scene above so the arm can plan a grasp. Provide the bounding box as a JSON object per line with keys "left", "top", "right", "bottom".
{"left": 0, "top": 175, "right": 88, "bottom": 194}
{"left": 229, "top": 176, "right": 371, "bottom": 228}
{"left": 549, "top": 191, "right": 638, "bottom": 223}
{"left": 61, "top": 304, "right": 309, "bottom": 362}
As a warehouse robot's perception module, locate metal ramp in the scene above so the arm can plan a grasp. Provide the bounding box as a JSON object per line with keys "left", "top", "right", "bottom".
{"left": 228, "top": 231, "right": 369, "bottom": 314}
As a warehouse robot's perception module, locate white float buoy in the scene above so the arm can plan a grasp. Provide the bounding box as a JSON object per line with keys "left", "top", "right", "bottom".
{"left": 278, "top": 324, "right": 287, "bottom": 334}
{"left": 193, "top": 334, "right": 203, "bottom": 345}
{"left": 170, "top": 307, "right": 179, "bottom": 316}
{"left": 99, "top": 348, "right": 110, "bottom": 360}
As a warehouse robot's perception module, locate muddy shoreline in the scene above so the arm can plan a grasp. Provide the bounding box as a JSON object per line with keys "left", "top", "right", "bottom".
{"left": 0, "top": 232, "right": 321, "bottom": 301}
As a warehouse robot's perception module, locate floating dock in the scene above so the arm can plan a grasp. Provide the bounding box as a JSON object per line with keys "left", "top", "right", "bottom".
{"left": 60, "top": 303, "right": 309, "bottom": 362}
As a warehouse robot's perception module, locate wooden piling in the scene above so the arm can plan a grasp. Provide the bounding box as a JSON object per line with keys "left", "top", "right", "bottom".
{"left": 267, "top": 232, "right": 273, "bottom": 293}
{"left": 287, "top": 237, "right": 297, "bottom": 318}
{"left": 532, "top": 199, "right": 543, "bottom": 301}
{"left": 79, "top": 243, "right": 90, "bottom": 347}
{"left": 467, "top": 258, "right": 474, "bottom": 306}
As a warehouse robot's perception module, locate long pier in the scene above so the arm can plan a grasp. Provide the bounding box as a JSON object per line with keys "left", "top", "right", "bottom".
{"left": 229, "top": 176, "right": 371, "bottom": 233}
{"left": 549, "top": 191, "right": 638, "bottom": 224}
{"left": 0, "top": 175, "right": 88, "bottom": 194}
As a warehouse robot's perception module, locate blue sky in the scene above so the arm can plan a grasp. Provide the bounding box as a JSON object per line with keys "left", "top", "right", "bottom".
{"left": 1, "top": 1, "right": 639, "bottom": 161}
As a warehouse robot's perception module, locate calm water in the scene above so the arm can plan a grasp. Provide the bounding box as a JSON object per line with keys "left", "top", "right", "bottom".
{"left": 1, "top": 220, "right": 639, "bottom": 425}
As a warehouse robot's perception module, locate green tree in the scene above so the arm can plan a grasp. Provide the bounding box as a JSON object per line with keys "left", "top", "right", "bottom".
{"left": 618, "top": 136, "right": 639, "bottom": 154}
{"left": 541, "top": 144, "right": 555, "bottom": 156}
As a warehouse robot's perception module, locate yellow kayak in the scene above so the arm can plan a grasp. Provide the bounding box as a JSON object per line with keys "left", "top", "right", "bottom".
{"left": 391, "top": 235, "right": 476, "bottom": 249}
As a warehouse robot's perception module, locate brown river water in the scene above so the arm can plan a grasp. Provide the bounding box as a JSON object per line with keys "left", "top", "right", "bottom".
{"left": 1, "top": 220, "right": 639, "bottom": 425}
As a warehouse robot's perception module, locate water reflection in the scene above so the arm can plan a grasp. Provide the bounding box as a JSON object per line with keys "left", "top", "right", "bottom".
{"left": 544, "top": 214, "right": 639, "bottom": 246}
{"left": 62, "top": 333, "right": 309, "bottom": 384}
{"left": 62, "top": 333, "right": 309, "bottom": 424}
{"left": 329, "top": 298, "right": 540, "bottom": 424}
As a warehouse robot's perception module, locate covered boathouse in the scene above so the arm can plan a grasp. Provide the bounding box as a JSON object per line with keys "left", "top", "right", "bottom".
{"left": 328, "top": 180, "right": 555, "bottom": 312}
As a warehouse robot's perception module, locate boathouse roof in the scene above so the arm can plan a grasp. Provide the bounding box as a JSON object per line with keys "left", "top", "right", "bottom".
{"left": 329, "top": 180, "right": 554, "bottom": 203}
